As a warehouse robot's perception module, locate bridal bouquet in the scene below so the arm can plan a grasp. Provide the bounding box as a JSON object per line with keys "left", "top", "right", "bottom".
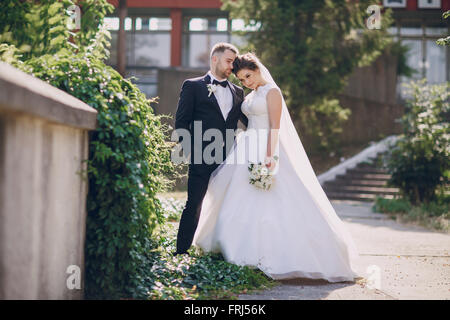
{"left": 248, "top": 155, "right": 279, "bottom": 190}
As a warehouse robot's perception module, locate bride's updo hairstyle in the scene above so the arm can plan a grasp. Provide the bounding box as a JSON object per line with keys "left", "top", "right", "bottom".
{"left": 232, "top": 52, "right": 260, "bottom": 75}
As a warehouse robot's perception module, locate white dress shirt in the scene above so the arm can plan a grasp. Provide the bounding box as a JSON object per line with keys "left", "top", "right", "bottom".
{"left": 208, "top": 71, "right": 233, "bottom": 121}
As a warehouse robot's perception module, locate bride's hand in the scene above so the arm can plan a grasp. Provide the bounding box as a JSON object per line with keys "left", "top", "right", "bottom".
{"left": 264, "top": 156, "right": 276, "bottom": 171}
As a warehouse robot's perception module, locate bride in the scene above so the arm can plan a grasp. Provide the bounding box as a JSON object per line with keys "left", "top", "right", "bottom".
{"left": 192, "top": 52, "right": 360, "bottom": 283}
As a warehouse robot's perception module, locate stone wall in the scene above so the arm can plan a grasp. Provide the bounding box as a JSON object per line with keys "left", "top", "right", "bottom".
{"left": 0, "top": 62, "right": 97, "bottom": 299}
{"left": 337, "top": 52, "right": 404, "bottom": 144}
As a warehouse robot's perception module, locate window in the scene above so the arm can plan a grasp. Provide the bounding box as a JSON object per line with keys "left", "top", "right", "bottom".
{"left": 149, "top": 18, "right": 172, "bottom": 31}
{"left": 383, "top": 0, "right": 407, "bottom": 8}
{"left": 231, "top": 19, "right": 261, "bottom": 32}
{"left": 104, "top": 17, "right": 119, "bottom": 30}
{"left": 425, "top": 27, "right": 448, "bottom": 36}
{"left": 189, "top": 18, "right": 208, "bottom": 31}
{"left": 418, "top": 0, "right": 441, "bottom": 9}
{"left": 103, "top": 17, "right": 132, "bottom": 31}
{"left": 426, "top": 40, "right": 446, "bottom": 84}
{"left": 124, "top": 17, "right": 132, "bottom": 31}
{"left": 134, "top": 34, "right": 171, "bottom": 66}
{"left": 186, "top": 34, "right": 229, "bottom": 67}
{"left": 387, "top": 27, "right": 399, "bottom": 35}
{"left": 401, "top": 39, "right": 422, "bottom": 79}
{"left": 187, "top": 18, "right": 229, "bottom": 32}
{"left": 398, "top": 39, "right": 422, "bottom": 99}
{"left": 183, "top": 17, "right": 236, "bottom": 68}
{"left": 217, "top": 18, "right": 228, "bottom": 32}
{"left": 106, "top": 16, "right": 171, "bottom": 68}
{"left": 400, "top": 27, "right": 423, "bottom": 36}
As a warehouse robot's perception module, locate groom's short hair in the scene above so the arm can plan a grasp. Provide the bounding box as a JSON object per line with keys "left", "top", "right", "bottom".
{"left": 210, "top": 42, "right": 239, "bottom": 59}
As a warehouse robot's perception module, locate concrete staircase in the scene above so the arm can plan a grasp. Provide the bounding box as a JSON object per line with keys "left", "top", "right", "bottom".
{"left": 323, "top": 151, "right": 401, "bottom": 202}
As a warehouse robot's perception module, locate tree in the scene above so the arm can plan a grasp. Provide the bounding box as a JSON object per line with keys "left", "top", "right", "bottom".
{"left": 436, "top": 11, "right": 450, "bottom": 46}
{"left": 0, "top": 0, "right": 113, "bottom": 61}
{"left": 222, "top": 0, "right": 393, "bottom": 151}
{"left": 386, "top": 80, "right": 449, "bottom": 204}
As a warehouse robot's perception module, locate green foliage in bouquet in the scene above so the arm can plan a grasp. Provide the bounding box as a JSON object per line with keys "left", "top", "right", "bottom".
{"left": 248, "top": 155, "right": 279, "bottom": 190}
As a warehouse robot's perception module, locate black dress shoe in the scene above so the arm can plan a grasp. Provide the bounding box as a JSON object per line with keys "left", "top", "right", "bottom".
{"left": 173, "top": 250, "right": 188, "bottom": 256}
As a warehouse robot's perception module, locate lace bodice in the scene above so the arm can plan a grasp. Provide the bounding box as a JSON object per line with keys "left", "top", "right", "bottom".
{"left": 240, "top": 82, "right": 281, "bottom": 164}
{"left": 241, "top": 82, "right": 280, "bottom": 130}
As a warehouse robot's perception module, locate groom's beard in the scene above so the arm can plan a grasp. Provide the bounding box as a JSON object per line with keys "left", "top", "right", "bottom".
{"left": 214, "top": 65, "right": 230, "bottom": 80}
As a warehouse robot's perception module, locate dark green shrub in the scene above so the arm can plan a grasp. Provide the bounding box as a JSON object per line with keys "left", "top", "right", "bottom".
{"left": 22, "top": 49, "right": 175, "bottom": 298}
{"left": 373, "top": 196, "right": 412, "bottom": 214}
{"left": 0, "top": 0, "right": 113, "bottom": 61}
{"left": 385, "top": 80, "right": 449, "bottom": 204}
{"left": 436, "top": 11, "right": 450, "bottom": 46}
{"left": 0, "top": 0, "right": 177, "bottom": 298}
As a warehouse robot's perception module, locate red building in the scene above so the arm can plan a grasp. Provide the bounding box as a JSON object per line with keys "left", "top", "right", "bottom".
{"left": 105, "top": 0, "right": 449, "bottom": 98}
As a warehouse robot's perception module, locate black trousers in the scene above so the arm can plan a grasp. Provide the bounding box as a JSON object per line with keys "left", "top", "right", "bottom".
{"left": 176, "top": 166, "right": 213, "bottom": 253}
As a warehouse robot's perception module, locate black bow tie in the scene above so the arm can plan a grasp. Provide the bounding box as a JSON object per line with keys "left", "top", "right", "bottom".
{"left": 212, "top": 79, "right": 228, "bottom": 88}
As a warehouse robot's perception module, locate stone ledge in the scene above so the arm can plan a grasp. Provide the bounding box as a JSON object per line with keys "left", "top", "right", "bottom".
{"left": 0, "top": 62, "right": 97, "bottom": 130}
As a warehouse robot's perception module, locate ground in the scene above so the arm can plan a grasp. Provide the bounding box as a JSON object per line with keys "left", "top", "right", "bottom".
{"left": 162, "top": 192, "right": 450, "bottom": 300}
{"left": 238, "top": 200, "right": 450, "bottom": 300}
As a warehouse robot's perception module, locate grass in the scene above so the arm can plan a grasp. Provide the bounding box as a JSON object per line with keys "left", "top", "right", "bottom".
{"left": 145, "top": 194, "right": 278, "bottom": 300}
{"left": 372, "top": 191, "right": 450, "bottom": 233}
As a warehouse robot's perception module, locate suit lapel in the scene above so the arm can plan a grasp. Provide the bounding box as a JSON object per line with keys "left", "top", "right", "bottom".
{"left": 203, "top": 74, "right": 226, "bottom": 122}
{"left": 203, "top": 74, "right": 241, "bottom": 123}
{"left": 226, "top": 83, "right": 239, "bottom": 122}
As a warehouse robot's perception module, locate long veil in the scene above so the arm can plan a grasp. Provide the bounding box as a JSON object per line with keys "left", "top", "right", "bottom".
{"left": 201, "top": 55, "right": 360, "bottom": 271}
{"left": 254, "top": 56, "right": 360, "bottom": 264}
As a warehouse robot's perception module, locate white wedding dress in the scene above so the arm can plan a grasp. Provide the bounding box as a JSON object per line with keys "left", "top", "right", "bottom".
{"left": 193, "top": 79, "right": 360, "bottom": 283}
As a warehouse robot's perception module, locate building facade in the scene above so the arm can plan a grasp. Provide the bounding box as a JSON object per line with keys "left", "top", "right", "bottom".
{"left": 105, "top": 0, "right": 450, "bottom": 100}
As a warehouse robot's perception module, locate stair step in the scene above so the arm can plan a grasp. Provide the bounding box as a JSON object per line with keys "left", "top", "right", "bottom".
{"left": 325, "top": 179, "right": 390, "bottom": 187}
{"left": 356, "top": 162, "right": 385, "bottom": 169}
{"left": 324, "top": 185, "right": 400, "bottom": 195}
{"left": 347, "top": 167, "right": 389, "bottom": 174}
{"left": 326, "top": 192, "right": 395, "bottom": 202}
{"left": 335, "top": 173, "right": 391, "bottom": 181}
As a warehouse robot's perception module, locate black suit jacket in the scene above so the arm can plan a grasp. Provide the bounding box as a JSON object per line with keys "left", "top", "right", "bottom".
{"left": 175, "top": 73, "right": 248, "bottom": 176}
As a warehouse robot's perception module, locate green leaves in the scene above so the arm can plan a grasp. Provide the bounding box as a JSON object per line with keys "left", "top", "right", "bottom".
{"left": 14, "top": 41, "right": 175, "bottom": 299}
{"left": 222, "top": 0, "right": 394, "bottom": 152}
{"left": 385, "top": 80, "right": 449, "bottom": 204}
{"left": 436, "top": 11, "right": 450, "bottom": 47}
{"left": 0, "top": 0, "right": 114, "bottom": 61}
{"left": 145, "top": 222, "right": 277, "bottom": 300}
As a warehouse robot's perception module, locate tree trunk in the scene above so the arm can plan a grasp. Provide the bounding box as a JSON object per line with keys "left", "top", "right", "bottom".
{"left": 117, "top": 0, "right": 127, "bottom": 77}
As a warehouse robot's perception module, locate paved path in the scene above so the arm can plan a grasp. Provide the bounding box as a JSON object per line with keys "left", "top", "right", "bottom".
{"left": 238, "top": 200, "right": 450, "bottom": 300}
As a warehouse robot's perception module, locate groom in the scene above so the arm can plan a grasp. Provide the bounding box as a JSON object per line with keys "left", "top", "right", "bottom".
{"left": 174, "top": 42, "right": 248, "bottom": 255}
